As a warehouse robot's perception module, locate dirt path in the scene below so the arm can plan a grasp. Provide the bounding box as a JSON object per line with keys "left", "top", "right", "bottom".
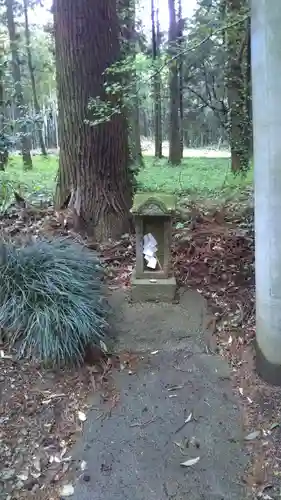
{"left": 68, "top": 289, "right": 247, "bottom": 500}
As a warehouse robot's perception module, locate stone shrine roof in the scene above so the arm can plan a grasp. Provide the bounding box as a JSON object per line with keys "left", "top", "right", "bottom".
{"left": 131, "top": 192, "right": 176, "bottom": 216}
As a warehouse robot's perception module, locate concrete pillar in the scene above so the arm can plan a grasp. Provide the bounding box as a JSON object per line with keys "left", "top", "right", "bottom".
{"left": 252, "top": 0, "right": 281, "bottom": 384}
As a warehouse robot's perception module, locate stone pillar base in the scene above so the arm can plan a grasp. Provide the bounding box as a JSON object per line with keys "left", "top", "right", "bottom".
{"left": 131, "top": 270, "right": 176, "bottom": 303}
{"left": 255, "top": 339, "right": 281, "bottom": 386}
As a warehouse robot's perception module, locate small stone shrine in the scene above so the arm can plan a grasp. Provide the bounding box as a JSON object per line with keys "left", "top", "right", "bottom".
{"left": 130, "top": 192, "right": 177, "bottom": 302}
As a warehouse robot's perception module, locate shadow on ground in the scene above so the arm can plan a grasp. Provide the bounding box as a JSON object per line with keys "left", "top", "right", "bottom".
{"left": 69, "top": 289, "right": 248, "bottom": 500}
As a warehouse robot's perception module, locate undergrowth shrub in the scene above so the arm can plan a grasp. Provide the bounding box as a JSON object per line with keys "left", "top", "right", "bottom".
{"left": 0, "top": 238, "right": 109, "bottom": 366}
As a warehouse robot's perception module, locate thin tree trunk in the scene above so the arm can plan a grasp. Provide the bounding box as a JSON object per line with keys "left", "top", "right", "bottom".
{"left": 120, "top": 0, "right": 143, "bottom": 168}
{"left": 178, "top": 0, "right": 184, "bottom": 158}
{"left": 23, "top": 0, "right": 47, "bottom": 157}
{"left": 0, "top": 39, "right": 8, "bottom": 170}
{"left": 6, "top": 0, "right": 32, "bottom": 170}
{"left": 168, "top": 0, "right": 181, "bottom": 165}
{"left": 151, "top": 0, "right": 162, "bottom": 158}
{"left": 130, "top": 85, "right": 143, "bottom": 167}
{"left": 53, "top": 0, "right": 132, "bottom": 242}
{"left": 226, "top": 0, "right": 249, "bottom": 173}
{"left": 245, "top": 14, "right": 252, "bottom": 156}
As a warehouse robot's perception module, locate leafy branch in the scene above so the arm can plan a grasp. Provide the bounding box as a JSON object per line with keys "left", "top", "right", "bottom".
{"left": 87, "top": 13, "right": 248, "bottom": 126}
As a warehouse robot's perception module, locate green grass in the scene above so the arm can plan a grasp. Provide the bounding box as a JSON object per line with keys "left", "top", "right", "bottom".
{"left": 4, "top": 154, "right": 58, "bottom": 202}
{"left": 1, "top": 154, "right": 253, "bottom": 205}
{"left": 138, "top": 157, "right": 253, "bottom": 199}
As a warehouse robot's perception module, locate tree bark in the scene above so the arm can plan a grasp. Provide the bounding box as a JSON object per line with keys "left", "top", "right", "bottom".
{"left": 151, "top": 0, "right": 162, "bottom": 158}
{"left": 0, "top": 39, "right": 8, "bottom": 170}
{"left": 120, "top": 0, "right": 143, "bottom": 168}
{"left": 6, "top": 0, "right": 32, "bottom": 170}
{"left": 245, "top": 14, "right": 252, "bottom": 156}
{"left": 226, "top": 0, "right": 250, "bottom": 173}
{"left": 178, "top": 0, "right": 184, "bottom": 159}
{"left": 53, "top": 0, "right": 132, "bottom": 242}
{"left": 168, "top": 0, "right": 181, "bottom": 165}
{"left": 130, "top": 85, "right": 143, "bottom": 167}
{"left": 23, "top": 0, "right": 47, "bottom": 157}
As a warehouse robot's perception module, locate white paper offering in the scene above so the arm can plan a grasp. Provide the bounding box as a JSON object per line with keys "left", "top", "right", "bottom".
{"left": 143, "top": 233, "right": 158, "bottom": 269}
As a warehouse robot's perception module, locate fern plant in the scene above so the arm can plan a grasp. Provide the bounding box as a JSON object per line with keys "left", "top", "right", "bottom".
{"left": 0, "top": 238, "right": 110, "bottom": 366}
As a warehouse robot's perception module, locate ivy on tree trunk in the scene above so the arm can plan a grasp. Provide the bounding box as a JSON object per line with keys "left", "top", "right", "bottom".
{"left": 119, "top": 0, "right": 144, "bottom": 168}
{"left": 225, "top": 0, "right": 250, "bottom": 173}
{"left": 53, "top": 0, "right": 133, "bottom": 242}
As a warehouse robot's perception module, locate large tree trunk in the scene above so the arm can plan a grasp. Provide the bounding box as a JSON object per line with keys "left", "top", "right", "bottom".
{"left": 6, "top": 0, "right": 32, "bottom": 170}
{"left": 168, "top": 0, "right": 181, "bottom": 165}
{"left": 226, "top": 0, "right": 250, "bottom": 173}
{"left": 23, "top": 0, "right": 47, "bottom": 157}
{"left": 53, "top": 0, "right": 132, "bottom": 242}
{"left": 151, "top": 0, "right": 162, "bottom": 158}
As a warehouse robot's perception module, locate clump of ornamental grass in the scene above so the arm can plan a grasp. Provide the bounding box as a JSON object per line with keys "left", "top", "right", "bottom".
{"left": 0, "top": 238, "right": 110, "bottom": 367}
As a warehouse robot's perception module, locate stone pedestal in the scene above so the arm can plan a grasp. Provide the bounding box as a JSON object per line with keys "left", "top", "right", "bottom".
{"left": 130, "top": 192, "right": 177, "bottom": 303}
{"left": 131, "top": 271, "right": 176, "bottom": 303}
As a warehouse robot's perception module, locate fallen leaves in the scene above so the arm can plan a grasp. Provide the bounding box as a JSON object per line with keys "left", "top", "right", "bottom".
{"left": 0, "top": 347, "right": 104, "bottom": 498}
{"left": 0, "top": 202, "right": 120, "bottom": 498}
{"left": 0, "top": 191, "right": 280, "bottom": 497}
{"left": 129, "top": 416, "right": 158, "bottom": 428}
{"left": 60, "top": 483, "right": 75, "bottom": 496}
{"left": 77, "top": 410, "right": 87, "bottom": 422}
{"left": 172, "top": 216, "right": 254, "bottom": 358}
{"left": 245, "top": 430, "right": 261, "bottom": 441}
{"left": 98, "top": 199, "right": 279, "bottom": 494}
{"left": 180, "top": 457, "right": 200, "bottom": 467}
{"left": 80, "top": 460, "right": 87, "bottom": 471}
{"left": 174, "top": 412, "right": 193, "bottom": 434}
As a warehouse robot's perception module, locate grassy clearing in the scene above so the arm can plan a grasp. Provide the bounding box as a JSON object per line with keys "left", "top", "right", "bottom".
{"left": 3, "top": 154, "right": 58, "bottom": 202}
{"left": 138, "top": 157, "right": 253, "bottom": 200}
{"left": 1, "top": 154, "right": 253, "bottom": 204}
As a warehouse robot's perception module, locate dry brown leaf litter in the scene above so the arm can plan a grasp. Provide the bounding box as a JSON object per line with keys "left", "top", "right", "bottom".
{"left": 1, "top": 198, "right": 281, "bottom": 499}
{"left": 0, "top": 353, "right": 89, "bottom": 498}
{"left": 0, "top": 346, "right": 117, "bottom": 498}
{"left": 0, "top": 202, "right": 118, "bottom": 498}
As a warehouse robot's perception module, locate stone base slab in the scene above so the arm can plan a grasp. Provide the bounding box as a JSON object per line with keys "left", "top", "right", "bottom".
{"left": 131, "top": 271, "right": 176, "bottom": 303}
{"left": 255, "top": 339, "right": 281, "bottom": 386}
